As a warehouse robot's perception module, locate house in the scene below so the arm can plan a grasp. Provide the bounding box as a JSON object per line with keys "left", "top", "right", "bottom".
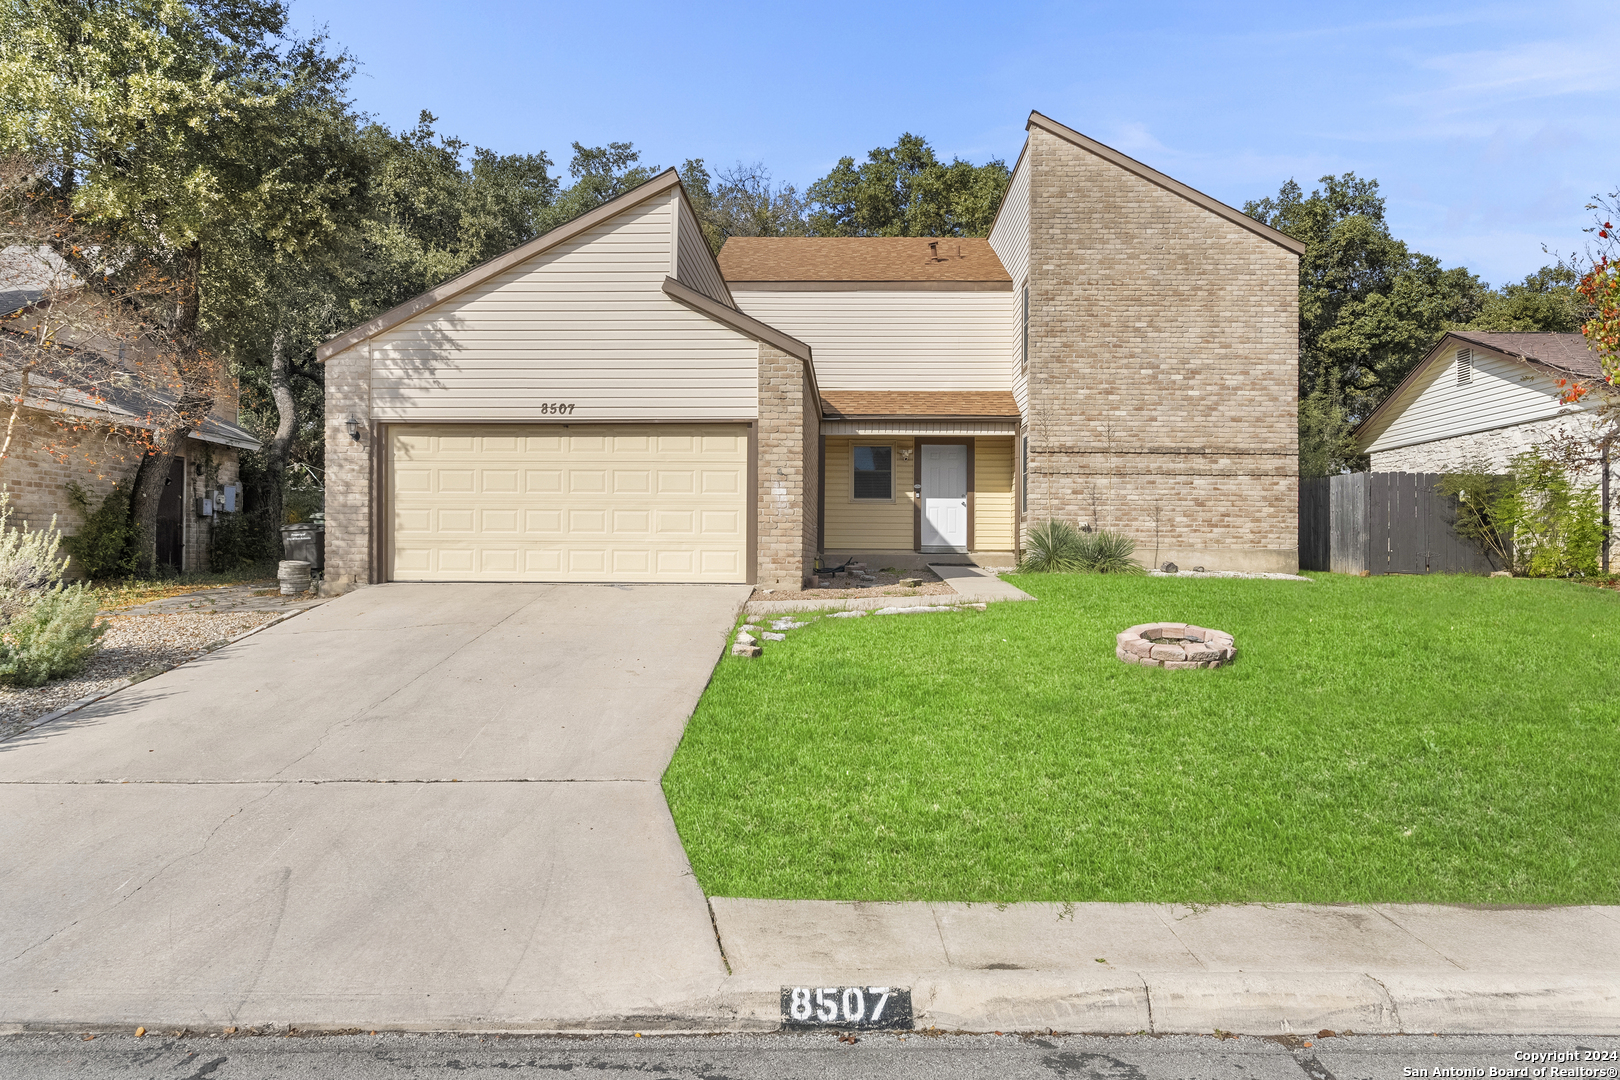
{"left": 316, "top": 111, "right": 1303, "bottom": 592}
{"left": 0, "top": 247, "right": 260, "bottom": 573}
{"left": 1354, "top": 331, "right": 1614, "bottom": 488}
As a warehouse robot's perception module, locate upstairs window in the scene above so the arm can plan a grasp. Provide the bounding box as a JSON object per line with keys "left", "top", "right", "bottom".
{"left": 1456, "top": 348, "right": 1473, "bottom": 386}
{"left": 852, "top": 445, "right": 893, "bottom": 500}
{"left": 1021, "top": 283, "right": 1030, "bottom": 370}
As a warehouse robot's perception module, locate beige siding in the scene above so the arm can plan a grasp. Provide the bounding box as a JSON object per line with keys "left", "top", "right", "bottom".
{"left": 390, "top": 423, "right": 748, "bottom": 583}
{"left": 1361, "top": 346, "right": 1591, "bottom": 454}
{"left": 369, "top": 198, "right": 759, "bottom": 421}
{"left": 823, "top": 436, "right": 916, "bottom": 550}
{"left": 989, "top": 154, "right": 1031, "bottom": 416}
{"left": 974, "top": 436, "right": 1016, "bottom": 550}
{"left": 730, "top": 290, "right": 1009, "bottom": 391}
{"left": 674, "top": 193, "right": 733, "bottom": 306}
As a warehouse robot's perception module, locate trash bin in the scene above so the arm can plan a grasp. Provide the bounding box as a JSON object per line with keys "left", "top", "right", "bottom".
{"left": 281, "top": 523, "right": 325, "bottom": 572}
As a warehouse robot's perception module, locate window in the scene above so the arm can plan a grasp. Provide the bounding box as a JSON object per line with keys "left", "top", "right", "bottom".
{"left": 1020, "top": 283, "right": 1030, "bottom": 370}
{"left": 852, "top": 445, "right": 893, "bottom": 500}
{"left": 1456, "top": 348, "right": 1473, "bottom": 386}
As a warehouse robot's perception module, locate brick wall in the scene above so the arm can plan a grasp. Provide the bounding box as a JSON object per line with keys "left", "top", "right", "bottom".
{"left": 756, "top": 342, "right": 814, "bottom": 589}
{"left": 1024, "top": 128, "right": 1300, "bottom": 573}
{"left": 322, "top": 343, "right": 372, "bottom": 591}
{"left": 0, "top": 408, "right": 242, "bottom": 575}
{"left": 1372, "top": 417, "right": 1616, "bottom": 495}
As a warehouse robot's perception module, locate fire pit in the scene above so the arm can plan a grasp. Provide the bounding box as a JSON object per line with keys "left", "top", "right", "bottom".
{"left": 1115, "top": 623, "right": 1235, "bottom": 670}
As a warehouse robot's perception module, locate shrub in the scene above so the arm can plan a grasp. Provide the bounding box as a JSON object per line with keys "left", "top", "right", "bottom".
{"left": 1019, "top": 521, "right": 1145, "bottom": 574}
{"left": 1019, "top": 519, "right": 1088, "bottom": 573}
{"left": 208, "top": 506, "right": 279, "bottom": 571}
{"left": 0, "top": 495, "right": 106, "bottom": 686}
{"left": 61, "top": 481, "right": 137, "bottom": 580}
{"left": 1443, "top": 451, "right": 1604, "bottom": 577}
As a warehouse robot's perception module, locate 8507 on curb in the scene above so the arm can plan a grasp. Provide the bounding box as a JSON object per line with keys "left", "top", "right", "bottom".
{"left": 781, "top": 986, "right": 913, "bottom": 1030}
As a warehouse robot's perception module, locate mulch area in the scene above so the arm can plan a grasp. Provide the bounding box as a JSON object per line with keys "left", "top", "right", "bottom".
{"left": 753, "top": 564, "right": 957, "bottom": 602}
{"left": 0, "top": 610, "right": 280, "bottom": 741}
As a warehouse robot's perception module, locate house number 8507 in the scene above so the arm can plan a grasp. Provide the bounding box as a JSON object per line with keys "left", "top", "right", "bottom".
{"left": 538, "top": 402, "right": 576, "bottom": 415}
{"left": 780, "top": 985, "right": 912, "bottom": 1029}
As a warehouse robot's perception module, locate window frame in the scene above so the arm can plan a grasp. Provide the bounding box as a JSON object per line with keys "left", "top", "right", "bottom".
{"left": 850, "top": 443, "right": 896, "bottom": 502}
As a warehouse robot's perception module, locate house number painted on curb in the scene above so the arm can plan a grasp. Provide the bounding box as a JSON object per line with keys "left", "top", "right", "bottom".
{"left": 780, "top": 986, "right": 913, "bottom": 1030}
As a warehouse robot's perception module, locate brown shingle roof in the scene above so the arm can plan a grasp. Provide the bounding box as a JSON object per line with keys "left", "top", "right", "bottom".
{"left": 820, "top": 391, "right": 1020, "bottom": 419}
{"left": 1449, "top": 331, "right": 1603, "bottom": 378}
{"left": 719, "top": 237, "right": 1011, "bottom": 283}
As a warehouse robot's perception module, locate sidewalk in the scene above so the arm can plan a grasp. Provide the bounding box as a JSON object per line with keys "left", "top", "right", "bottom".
{"left": 696, "top": 899, "right": 1620, "bottom": 1036}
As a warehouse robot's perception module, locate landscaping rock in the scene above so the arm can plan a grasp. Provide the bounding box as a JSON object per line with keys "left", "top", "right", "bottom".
{"left": 730, "top": 643, "right": 762, "bottom": 658}
{"left": 1491, "top": 570, "right": 1513, "bottom": 578}
{"left": 899, "top": 578, "right": 922, "bottom": 587}
{"left": 739, "top": 624, "right": 761, "bottom": 633}
{"left": 1160, "top": 562, "right": 1178, "bottom": 573}
{"left": 734, "top": 632, "right": 757, "bottom": 645}
{"left": 874, "top": 605, "right": 958, "bottom": 615}
{"left": 762, "top": 632, "right": 786, "bottom": 641}
{"left": 771, "top": 619, "right": 807, "bottom": 630}
{"left": 828, "top": 610, "right": 866, "bottom": 618}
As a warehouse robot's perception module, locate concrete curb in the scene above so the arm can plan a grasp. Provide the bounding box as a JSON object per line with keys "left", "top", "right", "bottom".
{"left": 1, "top": 601, "right": 322, "bottom": 744}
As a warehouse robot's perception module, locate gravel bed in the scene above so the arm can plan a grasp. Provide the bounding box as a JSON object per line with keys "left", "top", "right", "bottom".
{"left": 755, "top": 565, "right": 957, "bottom": 602}
{"left": 0, "top": 611, "right": 279, "bottom": 739}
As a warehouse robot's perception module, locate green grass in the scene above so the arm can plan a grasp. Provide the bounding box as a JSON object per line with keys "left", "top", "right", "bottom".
{"left": 663, "top": 574, "right": 1620, "bottom": 904}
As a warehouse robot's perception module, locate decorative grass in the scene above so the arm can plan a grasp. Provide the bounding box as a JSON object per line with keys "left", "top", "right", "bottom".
{"left": 663, "top": 573, "right": 1620, "bottom": 904}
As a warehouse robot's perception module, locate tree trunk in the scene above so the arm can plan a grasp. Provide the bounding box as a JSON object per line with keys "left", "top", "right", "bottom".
{"left": 265, "top": 328, "right": 296, "bottom": 535}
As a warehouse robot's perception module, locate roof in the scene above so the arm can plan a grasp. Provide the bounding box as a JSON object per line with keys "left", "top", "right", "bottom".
{"left": 1019, "top": 112, "right": 1308, "bottom": 257}
{"left": 1352, "top": 331, "right": 1607, "bottom": 450}
{"left": 1446, "top": 331, "right": 1603, "bottom": 378}
{"left": 820, "top": 390, "right": 1020, "bottom": 419}
{"left": 719, "top": 237, "right": 1011, "bottom": 285}
{"left": 0, "top": 332, "right": 260, "bottom": 451}
{"left": 0, "top": 245, "right": 76, "bottom": 316}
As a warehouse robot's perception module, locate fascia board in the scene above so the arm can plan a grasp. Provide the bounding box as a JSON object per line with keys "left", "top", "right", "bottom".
{"left": 660, "top": 276, "right": 819, "bottom": 404}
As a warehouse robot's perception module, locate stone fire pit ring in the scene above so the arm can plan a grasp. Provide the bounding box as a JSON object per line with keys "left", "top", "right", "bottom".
{"left": 1116, "top": 623, "right": 1235, "bottom": 670}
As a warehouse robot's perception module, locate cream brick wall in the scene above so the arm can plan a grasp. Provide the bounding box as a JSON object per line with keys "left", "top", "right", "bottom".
{"left": 322, "top": 343, "right": 373, "bottom": 591}
{"left": 1371, "top": 417, "right": 1617, "bottom": 496}
{"left": 756, "top": 342, "right": 814, "bottom": 589}
{"left": 1024, "top": 128, "right": 1300, "bottom": 573}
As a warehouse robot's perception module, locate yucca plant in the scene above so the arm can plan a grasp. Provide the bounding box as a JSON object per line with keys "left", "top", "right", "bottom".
{"left": 1077, "top": 528, "right": 1145, "bottom": 574}
{"left": 1018, "top": 519, "right": 1088, "bottom": 572}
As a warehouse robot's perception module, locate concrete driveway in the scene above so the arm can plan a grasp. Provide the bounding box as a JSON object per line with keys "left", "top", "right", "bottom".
{"left": 0, "top": 583, "right": 749, "bottom": 1030}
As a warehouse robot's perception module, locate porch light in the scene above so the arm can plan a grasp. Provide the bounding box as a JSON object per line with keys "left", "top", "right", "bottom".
{"left": 345, "top": 414, "right": 362, "bottom": 442}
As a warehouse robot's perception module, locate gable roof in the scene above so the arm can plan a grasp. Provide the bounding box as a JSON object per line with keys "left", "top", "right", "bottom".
{"left": 317, "top": 168, "right": 738, "bottom": 361}
{"left": 719, "top": 237, "right": 1011, "bottom": 286}
{"left": 1353, "top": 331, "right": 1605, "bottom": 450}
{"left": 820, "top": 390, "right": 1019, "bottom": 419}
{"left": 1022, "top": 112, "right": 1307, "bottom": 257}
{"left": 1445, "top": 331, "right": 1603, "bottom": 379}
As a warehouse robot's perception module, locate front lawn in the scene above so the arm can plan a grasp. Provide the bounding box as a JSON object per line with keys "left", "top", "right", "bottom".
{"left": 663, "top": 574, "right": 1620, "bottom": 904}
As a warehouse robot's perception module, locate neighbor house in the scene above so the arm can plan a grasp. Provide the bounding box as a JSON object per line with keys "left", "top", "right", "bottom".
{"left": 316, "top": 111, "right": 1303, "bottom": 592}
{"left": 0, "top": 247, "right": 260, "bottom": 574}
{"left": 1355, "top": 331, "right": 1614, "bottom": 490}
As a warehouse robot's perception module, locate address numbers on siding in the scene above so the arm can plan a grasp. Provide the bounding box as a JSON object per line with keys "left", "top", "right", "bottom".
{"left": 537, "top": 402, "right": 577, "bottom": 415}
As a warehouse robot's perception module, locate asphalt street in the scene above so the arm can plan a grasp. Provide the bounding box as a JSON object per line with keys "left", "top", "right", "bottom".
{"left": 2, "top": 1032, "right": 1618, "bottom": 1079}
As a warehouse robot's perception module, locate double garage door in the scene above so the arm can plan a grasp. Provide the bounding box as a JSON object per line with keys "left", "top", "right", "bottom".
{"left": 390, "top": 423, "right": 749, "bottom": 582}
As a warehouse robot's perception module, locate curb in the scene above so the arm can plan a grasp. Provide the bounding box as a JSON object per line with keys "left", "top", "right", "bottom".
{"left": 2, "top": 600, "right": 323, "bottom": 744}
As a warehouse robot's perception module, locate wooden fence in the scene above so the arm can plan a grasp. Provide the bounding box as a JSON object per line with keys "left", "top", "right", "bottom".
{"left": 1299, "top": 472, "right": 1503, "bottom": 575}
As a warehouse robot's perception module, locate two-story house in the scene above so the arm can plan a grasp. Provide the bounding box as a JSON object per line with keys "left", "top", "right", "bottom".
{"left": 317, "top": 111, "right": 1303, "bottom": 591}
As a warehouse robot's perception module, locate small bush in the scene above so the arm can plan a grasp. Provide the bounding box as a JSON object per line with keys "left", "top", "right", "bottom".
{"left": 208, "top": 507, "right": 279, "bottom": 571}
{"left": 0, "top": 584, "right": 105, "bottom": 686}
{"left": 1443, "top": 451, "right": 1604, "bottom": 577}
{"left": 61, "top": 482, "right": 137, "bottom": 580}
{"left": 1019, "top": 521, "right": 1145, "bottom": 574}
{"left": 1019, "top": 519, "right": 1088, "bottom": 573}
{"left": 0, "top": 495, "right": 106, "bottom": 686}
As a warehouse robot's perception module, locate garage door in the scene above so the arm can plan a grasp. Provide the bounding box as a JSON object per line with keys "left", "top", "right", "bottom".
{"left": 390, "top": 424, "right": 749, "bottom": 582}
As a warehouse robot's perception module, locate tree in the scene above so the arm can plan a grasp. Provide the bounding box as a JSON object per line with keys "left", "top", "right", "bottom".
{"left": 1245, "top": 174, "right": 1487, "bottom": 475}
{"left": 1461, "top": 264, "right": 1591, "bottom": 333}
{"left": 0, "top": 0, "right": 364, "bottom": 571}
{"left": 804, "top": 133, "right": 1009, "bottom": 238}
{"left": 680, "top": 159, "right": 808, "bottom": 254}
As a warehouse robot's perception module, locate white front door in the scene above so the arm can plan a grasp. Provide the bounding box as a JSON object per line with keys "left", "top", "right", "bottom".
{"left": 920, "top": 443, "right": 969, "bottom": 553}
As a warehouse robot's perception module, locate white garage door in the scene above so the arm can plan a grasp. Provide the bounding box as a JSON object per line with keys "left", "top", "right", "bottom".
{"left": 390, "top": 424, "right": 749, "bottom": 582}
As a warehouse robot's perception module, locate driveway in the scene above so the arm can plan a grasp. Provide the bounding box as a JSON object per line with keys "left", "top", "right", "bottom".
{"left": 0, "top": 583, "right": 749, "bottom": 1030}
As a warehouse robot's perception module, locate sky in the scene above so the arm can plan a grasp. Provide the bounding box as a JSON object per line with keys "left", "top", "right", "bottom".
{"left": 286, "top": 0, "right": 1617, "bottom": 287}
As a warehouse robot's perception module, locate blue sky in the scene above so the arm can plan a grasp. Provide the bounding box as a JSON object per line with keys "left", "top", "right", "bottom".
{"left": 288, "top": 0, "right": 1616, "bottom": 287}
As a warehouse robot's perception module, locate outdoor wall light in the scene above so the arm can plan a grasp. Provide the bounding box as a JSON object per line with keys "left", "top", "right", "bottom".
{"left": 345, "top": 414, "right": 362, "bottom": 442}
